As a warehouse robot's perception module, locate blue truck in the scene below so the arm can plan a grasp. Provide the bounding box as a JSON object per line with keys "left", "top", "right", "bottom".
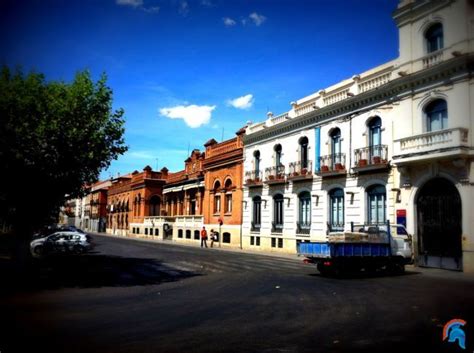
{"left": 297, "top": 222, "right": 413, "bottom": 276}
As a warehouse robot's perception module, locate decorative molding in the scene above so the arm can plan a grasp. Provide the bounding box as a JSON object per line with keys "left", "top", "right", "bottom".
{"left": 243, "top": 54, "right": 473, "bottom": 146}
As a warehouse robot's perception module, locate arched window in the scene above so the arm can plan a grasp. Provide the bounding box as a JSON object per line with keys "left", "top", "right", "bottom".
{"left": 214, "top": 180, "right": 221, "bottom": 214}
{"left": 149, "top": 195, "right": 161, "bottom": 216}
{"left": 329, "top": 188, "right": 344, "bottom": 232}
{"left": 194, "top": 230, "right": 200, "bottom": 240}
{"left": 367, "top": 184, "right": 386, "bottom": 225}
{"left": 224, "top": 179, "right": 233, "bottom": 214}
{"left": 330, "top": 128, "right": 342, "bottom": 166}
{"left": 274, "top": 144, "right": 282, "bottom": 168}
{"left": 368, "top": 117, "right": 382, "bottom": 159}
{"left": 424, "top": 99, "right": 447, "bottom": 132}
{"left": 298, "top": 191, "right": 311, "bottom": 233}
{"left": 253, "top": 150, "right": 261, "bottom": 176}
{"left": 252, "top": 196, "right": 262, "bottom": 231}
{"left": 223, "top": 232, "right": 231, "bottom": 243}
{"left": 186, "top": 230, "right": 191, "bottom": 239}
{"left": 299, "top": 136, "right": 309, "bottom": 169}
{"left": 273, "top": 194, "right": 284, "bottom": 232}
{"left": 178, "top": 229, "right": 183, "bottom": 238}
{"left": 425, "top": 23, "right": 443, "bottom": 53}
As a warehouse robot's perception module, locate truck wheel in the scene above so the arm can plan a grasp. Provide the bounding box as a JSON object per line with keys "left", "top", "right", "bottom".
{"left": 317, "top": 264, "right": 329, "bottom": 276}
{"left": 388, "top": 259, "right": 405, "bottom": 275}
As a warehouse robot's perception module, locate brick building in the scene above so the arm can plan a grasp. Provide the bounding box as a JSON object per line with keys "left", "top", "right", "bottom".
{"left": 202, "top": 128, "right": 245, "bottom": 247}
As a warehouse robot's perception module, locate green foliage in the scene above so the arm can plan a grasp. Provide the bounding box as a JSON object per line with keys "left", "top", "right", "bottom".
{"left": 0, "top": 66, "right": 128, "bottom": 232}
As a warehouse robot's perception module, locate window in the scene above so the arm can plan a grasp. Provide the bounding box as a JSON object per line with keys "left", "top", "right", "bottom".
{"left": 194, "top": 230, "right": 200, "bottom": 240}
{"left": 298, "top": 191, "right": 311, "bottom": 232}
{"left": 256, "top": 237, "right": 261, "bottom": 246}
{"left": 425, "top": 99, "right": 447, "bottom": 132}
{"left": 329, "top": 188, "right": 344, "bottom": 232}
{"left": 223, "top": 232, "right": 231, "bottom": 243}
{"left": 224, "top": 179, "right": 232, "bottom": 213}
{"left": 368, "top": 117, "right": 382, "bottom": 159}
{"left": 145, "top": 228, "right": 148, "bottom": 235}
{"left": 425, "top": 23, "right": 443, "bottom": 53}
{"left": 278, "top": 238, "right": 283, "bottom": 248}
{"left": 178, "top": 229, "right": 183, "bottom": 238}
{"left": 225, "top": 194, "right": 232, "bottom": 213}
{"left": 273, "top": 194, "right": 284, "bottom": 232}
{"left": 186, "top": 230, "right": 191, "bottom": 239}
{"left": 149, "top": 195, "right": 161, "bottom": 216}
{"left": 367, "top": 185, "right": 386, "bottom": 225}
{"left": 274, "top": 144, "right": 282, "bottom": 167}
{"left": 250, "top": 236, "right": 255, "bottom": 246}
{"left": 149, "top": 228, "right": 153, "bottom": 235}
{"left": 214, "top": 181, "right": 221, "bottom": 214}
{"left": 214, "top": 194, "right": 221, "bottom": 213}
{"left": 271, "top": 238, "right": 276, "bottom": 248}
{"left": 252, "top": 196, "right": 262, "bottom": 230}
{"left": 155, "top": 229, "right": 159, "bottom": 236}
{"left": 330, "top": 128, "right": 342, "bottom": 165}
{"left": 254, "top": 150, "right": 261, "bottom": 175}
{"left": 299, "top": 136, "right": 309, "bottom": 169}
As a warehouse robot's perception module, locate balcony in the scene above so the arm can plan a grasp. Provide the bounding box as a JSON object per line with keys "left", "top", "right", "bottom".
{"left": 353, "top": 145, "right": 389, "bottom": 172}
{"left": 271, "top": 222, "right": 283, "bottom": 233}
{"left": 392, "top": 128, "right": 469, "bottom": 165}
{"left": 251, "top": 222, "right": 261, "bottom": 232}
{"left": 317, "top": 154, "right": 347, "bottom": 177}
{"left": 288, "top": 160, "right": 313, "bottom": 181}
{"left": 245, "top": 170, "right": 263, "bottom": 187}
{"left": 296, "top": 222, "right": 311, "bottom": 235}
{"left": 264, "top": 165, "right": 286, "bottom": 184}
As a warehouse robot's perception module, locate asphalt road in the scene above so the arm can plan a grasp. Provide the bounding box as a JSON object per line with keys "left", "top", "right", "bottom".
{"left": 1, "top": 234, "right": 473, "bottom": 353}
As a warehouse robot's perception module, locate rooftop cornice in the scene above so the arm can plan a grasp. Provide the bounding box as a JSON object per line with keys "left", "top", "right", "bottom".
{"left": 392, "top": 0, "right": 455, "bottom": 27}
{"left": 243, "top": 54, "right": 473, "bottom": 146}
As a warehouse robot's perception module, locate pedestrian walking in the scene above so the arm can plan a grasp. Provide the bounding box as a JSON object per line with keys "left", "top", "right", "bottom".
{"left": 210, "top": 229, "right": 217, "bottom": 248}
{"left": 200, "top": 226, "right": 208, "bottom": 248}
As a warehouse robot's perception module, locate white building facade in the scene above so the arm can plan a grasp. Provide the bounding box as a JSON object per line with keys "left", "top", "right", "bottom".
{"left": 242, "top": 0, "right": 474, "bottom": 272}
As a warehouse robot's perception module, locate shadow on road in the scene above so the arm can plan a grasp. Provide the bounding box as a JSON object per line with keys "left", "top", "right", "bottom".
{"left": 0, "top": 254, "right": 200, "bottom": 294}
{"left": 307, "top": 270, "right": 421, "bottom": 280}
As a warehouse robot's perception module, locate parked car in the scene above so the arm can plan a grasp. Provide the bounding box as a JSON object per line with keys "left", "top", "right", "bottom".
{"left": 30, "top": 231, "right": 94, "bottom": 257}
{"left": 32, "top": 224, "right": 85, "bottom": 239}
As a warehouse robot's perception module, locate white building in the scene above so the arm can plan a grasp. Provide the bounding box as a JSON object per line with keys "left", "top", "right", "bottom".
{"left": 242, "top": 0, "right": 474, "bottom": 272}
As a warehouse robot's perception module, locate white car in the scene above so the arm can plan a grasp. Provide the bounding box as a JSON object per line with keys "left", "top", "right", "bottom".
{"left": 30, "top": 231, "right": 94, "bottom": 257}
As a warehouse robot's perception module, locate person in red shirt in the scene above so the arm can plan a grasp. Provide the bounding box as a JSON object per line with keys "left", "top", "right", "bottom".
{"left": 200, "top": 226, "right": 208, "bottom": 248}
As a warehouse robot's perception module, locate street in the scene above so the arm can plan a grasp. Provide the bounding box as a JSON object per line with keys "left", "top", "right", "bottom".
{"left": 1, "top": 234, "right": 473, "bottom": 353}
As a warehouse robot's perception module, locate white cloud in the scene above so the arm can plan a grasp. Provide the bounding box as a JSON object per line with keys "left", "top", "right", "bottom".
{"left": 143, "top": 6, "right": 160, "bottom": 13}
{"left": 201, "top": 0, "right": 214, "bottom": 7}
{"left": 128, "top": 150, "right": 156, "bottom": 159}
{"left": 116, "top": 0, "right": 143, "bottom": 8}
{"left": 179, "top": 1, "right": 190, "bottom": 16}
{"left": 116, "top": 0, "right": 159, "bottom": 13}
{"left": 159, "top": 104, "right": 216, "bottom": 128}
{"left": 228, "top": 94, "right": 254, "bottom": 109}
{"left": 249, "top": 12, "right": 266, "bottom": 26}
{"left": 223, "top": 17, "right": 236, "bottom": 27}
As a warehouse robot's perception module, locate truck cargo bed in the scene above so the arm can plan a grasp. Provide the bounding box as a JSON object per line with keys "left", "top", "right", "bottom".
{"left": 298, "top": 242, "right": 391, "bottom": 258}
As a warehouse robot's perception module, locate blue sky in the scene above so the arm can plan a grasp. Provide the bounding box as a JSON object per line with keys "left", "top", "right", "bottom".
{"left": 1, "top": 0, "right": 399, "bottom": 179}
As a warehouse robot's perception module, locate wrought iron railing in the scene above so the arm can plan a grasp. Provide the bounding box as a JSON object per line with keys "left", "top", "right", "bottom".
{"left": 354, "top": 145, "right": 388, "bottom": 167}
{"left": 296, "top": 221, "right": 311, "bottom": 235}
{"left": 288, "top": 160, "right": 313, "bottom": 178}
{"left": 245, "top": 170, "right": 263, "bottom": 185}
{"left": 251, "top": 222, "right": 261, "bottom": 232}
{"left": 271, "top": 222, "right": 283, "bottom": 233}
{"left": 265, "top": 165, "right": 286, "bottom": 182}
{"left": 319, "top": 153, "right": 346, "bottom": 172}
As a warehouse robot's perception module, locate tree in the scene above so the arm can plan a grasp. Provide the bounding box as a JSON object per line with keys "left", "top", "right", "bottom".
{"left": 0, "top": 66, "right": 128, "bottom": 237}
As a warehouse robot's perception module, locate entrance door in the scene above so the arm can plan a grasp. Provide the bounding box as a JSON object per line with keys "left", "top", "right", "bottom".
{"left": 417, "top": 178, "right": 462, "bottom": 270}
